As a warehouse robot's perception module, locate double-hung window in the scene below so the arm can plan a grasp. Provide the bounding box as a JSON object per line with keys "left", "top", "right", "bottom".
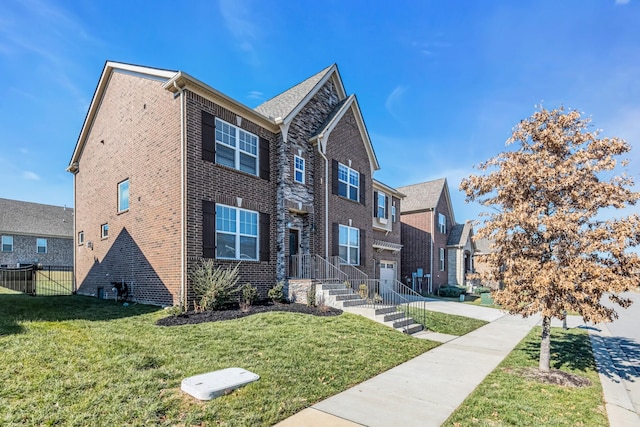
{"left": 215, "top": 118, "right": 258, "bottom": 175}
{"left": 377, "top": 192, "right": 387, "bottom": 219}
{"left": 338, "top": 163, "right": 359, "bottom": 202}
{"left": 391, "top": 205, "right": 397, "bottom": 222}
{"left": 1, "top": 235, "right": 13, "bottom": 252}
{"left": 37, "top": 238, "right": 47, "bottom": 254}
{"left": 216, "top": 204, "right": 258, "bottom": 260}
{"left": 118, "top": 179, "right": 129, "bottom": 212}
{"left": 338, "top": 225, "right": 360, "bottom": 265}
{"left": 294, "top": 155, "right": 305, "bottom": 184}
{"left": 438, "top": 213, "right": 446, "bottom": 233}
{"left": 439, "top": 247, "right": 445, "bottom": 271}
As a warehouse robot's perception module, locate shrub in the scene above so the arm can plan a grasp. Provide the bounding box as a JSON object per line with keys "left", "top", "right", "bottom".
{"left": 473, "top": 286, "right": 491, "bottom": 295}
{"left": 268, "top": 281, "right": 286, "bottom": 303}
{"left": 306, "top": 283, "right": 316, "bottom": 307}
{"left": 190, "top": 260, "right": 241, "bottom": 311}
{"left": 438, "top": 285, "right": 467, "bottom": 298}
{"left": 358, "top": 284, "right": 368, "bottom": 300}
{"left": 240, "top": 283, "right": 258, "bottom": 310}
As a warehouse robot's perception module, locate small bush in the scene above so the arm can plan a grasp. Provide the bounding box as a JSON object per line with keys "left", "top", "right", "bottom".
{"left": 306, "top": 284, "right": 316, "bottom": 307}
{"left": 358, "top": 284, "right": 368, "bottom": 299}
{"left": 344, "top": 281, "right": 352, "bottom": 289}
{"left": 473, "top": 286, "right": 491, "bottom": 295}
{"left": 190, "top": 260, "right": 241, "bottom": 311}
{"left": 240, "top": 283, "right": 258, "bottom": 310}
{"left": 268, "top": 281, "right": 286, "bottom": 303}
{"left": 438, "top": 285, "right": 467, "bottom": 298}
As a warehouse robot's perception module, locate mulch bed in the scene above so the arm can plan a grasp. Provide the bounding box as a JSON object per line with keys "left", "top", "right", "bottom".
{"left": 156, "top": 302, "right": 343, "bottom": 327}
{"left": 519, "top": 367, "right": 593, "bottom": 388}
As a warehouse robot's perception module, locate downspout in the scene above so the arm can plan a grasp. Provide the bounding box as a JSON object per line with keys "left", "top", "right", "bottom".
{"left": 174, "top": 81, "right": 186, "bottom": 308}
{"left": 317, "top": 134, "right": 329, "bottom": 258}
{"left": 430, "top": 208, "right": 434, "bottom": 294}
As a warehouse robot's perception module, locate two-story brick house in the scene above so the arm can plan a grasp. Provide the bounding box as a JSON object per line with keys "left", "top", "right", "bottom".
{"left": 398, "top": 178, "right": 455, "bottom": 294}
{"left": 68, "top": 61, "right": 401, "bottom": 307}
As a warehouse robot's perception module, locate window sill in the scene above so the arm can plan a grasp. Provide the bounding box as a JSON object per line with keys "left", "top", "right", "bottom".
{"left": 336, "top": 195, "right": 360, "bottom": 204}
{"left": 117, "top": 209, "right": 129, "bottom": 215}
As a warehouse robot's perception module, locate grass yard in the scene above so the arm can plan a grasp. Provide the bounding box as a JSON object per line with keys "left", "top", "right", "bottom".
{"left": 444, "top": 326, "right": 608, "bottom": 426}
{"left": 407, "top": 307, "right": 489, "bottom": 336}
{"left": 0, "top": 294, "right": 438, "bottom": 426}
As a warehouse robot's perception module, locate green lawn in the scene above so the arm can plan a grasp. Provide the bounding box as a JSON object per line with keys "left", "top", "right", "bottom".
{"left": 444, "top": 327, "right": 608, "bottom": 426}
{"left": 406, "top": 307, "right": 489, "bottom": 336}
{"left": 0, "top": 294, "right": 438, "bottom": 426}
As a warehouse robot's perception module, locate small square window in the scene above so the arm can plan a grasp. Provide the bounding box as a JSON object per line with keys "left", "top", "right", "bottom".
{"left": 1, "top": 235, "right": 13, "bottom": 252}
{"left": 118, "top": 179, "right": 129, "bottom": 212}
{"left": 294, "top": 155, "right": 305, "bottom": 184}
{"left": 78, "top": 231, "right": 84, "bottom": 245}
{"left": 37, "top": 238, "right": 47, "bottom": 254}
{"left": 101, "top": 224, "right": 109, "bottom": 239}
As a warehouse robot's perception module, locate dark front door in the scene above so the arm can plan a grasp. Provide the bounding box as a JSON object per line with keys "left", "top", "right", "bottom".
{"left": 289, "top": 229, "right": 299, "bottom": 256}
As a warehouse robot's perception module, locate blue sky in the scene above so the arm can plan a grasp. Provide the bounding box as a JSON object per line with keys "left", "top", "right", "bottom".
{"left": 1, "top": 0, "right": 638, "bottom": 223}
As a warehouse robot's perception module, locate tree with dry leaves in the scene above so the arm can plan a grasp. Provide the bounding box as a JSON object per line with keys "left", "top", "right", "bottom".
{"left": 461, "top": 106, "right": 640, "bottom": 371}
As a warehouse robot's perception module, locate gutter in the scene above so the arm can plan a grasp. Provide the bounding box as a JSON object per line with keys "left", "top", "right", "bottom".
{"left": 316, "top": 134, "right": 329, "bottom": 258}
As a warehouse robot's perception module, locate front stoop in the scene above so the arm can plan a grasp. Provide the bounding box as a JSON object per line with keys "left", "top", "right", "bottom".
{"left": 317, "top": 283, "right": 424, "bottom": 335}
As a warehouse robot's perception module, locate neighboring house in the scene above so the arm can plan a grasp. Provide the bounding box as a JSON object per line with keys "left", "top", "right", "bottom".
{"left": 68, "top": 61, "right": 401, "bottom": 307}
{"left": 472, "top": 236, "right": 501, "bottom": 290}
{"left": 398, "top": 178, "right": 455, "bottom": 294}
{"left": 446, "top": 221, "right": 474, "bottom": 289}
{"left": 0, "top": 198, "right": 74, "bottom": 267}
{"left": 372, "top": 180, "right": 404, "bottom": 291}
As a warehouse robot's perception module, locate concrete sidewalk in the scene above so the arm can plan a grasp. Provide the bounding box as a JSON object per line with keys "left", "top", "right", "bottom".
{"left": 277, "top": 311, "right": 539, "bottom": 427}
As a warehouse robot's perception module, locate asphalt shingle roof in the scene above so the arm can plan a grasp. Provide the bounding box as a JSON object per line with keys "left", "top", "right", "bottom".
{"left": 447, "top": 221, "right": 473, "bottom": 247}
{"left": 254, "top": 65, "right": 334, "bottom": 120}
{"left": 397, "top": 178, "right": 447, "bottom": 213}
{"left": 0, "top": 198, "right": 74, "bottom": 238}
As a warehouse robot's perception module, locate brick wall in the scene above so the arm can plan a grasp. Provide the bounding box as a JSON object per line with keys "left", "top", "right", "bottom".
{"left": 74, "top": 70, "right": 182, "bottom": 306}
{"left": 184, "top": 91, "right": 279, "bottom": 304}
{"left": 400, "top": 211, "right": 432, "bottom": 291}
{"left": 0, "top": 235, "right": 73, "bottom": 266}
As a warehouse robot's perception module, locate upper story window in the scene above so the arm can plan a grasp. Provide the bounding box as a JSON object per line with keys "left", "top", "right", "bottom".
{"left": 391, "top": 205, "right": 397, "bottom": 222}
{"left": 338, "top": 163, "right": 359, "bottom": 202}
{"left": 438, "top": 213, "right": 447, "bottom": 233}
{"left": 216, "top": 204, "right": 258, "bottom": 261}
{"left": 1, "top": 235, "right": 13, "bottom": 252}
{"left": 36, "top": 238, "right": 47, "bottom": 254}
{"left": 78, "top": 231, "right": 84, "bottom": 245}
{"left": 294, "top": 155, "right": 305, "bottom": 184}
{"left": 118, "top": 179, "right": 129, "bottom": 212}
{"left": 377, "top": 192, "right": 387, "bottom": 219}
{"left": 339, "top": 224, "right": 360, "bottom": 265}
{"left": 215, "top": 118, "right": 258, "bottom": 175}
{"left": 101, "top": 224, "right": 109, "bottom": 239}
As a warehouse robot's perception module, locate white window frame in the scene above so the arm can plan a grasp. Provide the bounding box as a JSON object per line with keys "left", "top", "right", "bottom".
{"left": 118, "top": 179, "right": 130, "bottom": 212}
{"left": 377, "top": 192, "right": 387, "bottom": 219}
{"left": 36, "top": 238, "right": 47, "bottom": 254}
{"left": 438, "top": 213, "right": 446, "bottom": 233}
{"left": 338, "top": 224, "right": 360, "bottom": 265}
{"left": 338, "top": 163, "right": 359, "bottom": 202}
{"left": 294, "top": 155, "right": 305, "bottom": 184}
{"left": 215, "top": 204, "right": 259, "bottom": 261}
{"left": 1, "top": 235, "right": 13, "bottom": 252}
{"left": 78, "top": 231, "right": 84, "bottom": 245}
{"left": 101, "top": 224, "right": 109, "bottom": 239}
{"left": 391, "top": 205, "right": 397, "bottom": 222}
{"left": 215, "top": 117, "right": 259, "bottom": 175}
{"left": 439, "top": 247, "right": 445, "bottom": 271}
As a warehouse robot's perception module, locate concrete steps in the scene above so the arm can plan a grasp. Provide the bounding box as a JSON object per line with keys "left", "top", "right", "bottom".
{"left": 316, "top": 283, "right": 423, "bottom": 335}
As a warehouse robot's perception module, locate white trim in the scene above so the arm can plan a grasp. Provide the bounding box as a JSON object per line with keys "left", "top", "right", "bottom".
{"left": 294, "top": 155, "right": 305, "bottom": 184}
{"left": 215, "top": 204, "right": 259, "bottom": 261}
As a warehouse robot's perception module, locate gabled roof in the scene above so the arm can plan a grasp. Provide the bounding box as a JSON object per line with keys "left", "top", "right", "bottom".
{"left": 255, "top": 65, "right": 338, "bottom": 120}
{"left": 474, "top": 237, "right": 495, "bottom": 254}
{"left": 447, "top": 221, "right": 473, "bottom": 248}
{"left": 398, "top": 178, "right": 454, "bottom": 215}
{"left": 308, "top": 94, "right": 380, "bottom": 173}
{"left": 68, "top": 61, "right": 178, "bottom": 172}
{"left": 0, "top": 198, "right": 73, "bottom": 238}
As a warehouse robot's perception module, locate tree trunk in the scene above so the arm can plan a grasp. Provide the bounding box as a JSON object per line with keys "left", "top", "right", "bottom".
{"left": 539, "top": 315, "right": 551, "bottom": 372}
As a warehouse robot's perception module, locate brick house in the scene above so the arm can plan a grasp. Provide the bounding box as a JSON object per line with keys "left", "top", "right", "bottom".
{"left": 68, "top": 61, "right": 402, "bottom": 307}
{"left": 0, "top": 198, "right": 73, "bottom": 267}
{"left": 397, "top": 178, "right": 455, "bottom": 294}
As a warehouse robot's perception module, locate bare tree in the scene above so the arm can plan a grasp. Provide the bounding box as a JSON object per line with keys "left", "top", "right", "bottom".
{"left": 461, "top": 107, "right": 640, "bottom": 371}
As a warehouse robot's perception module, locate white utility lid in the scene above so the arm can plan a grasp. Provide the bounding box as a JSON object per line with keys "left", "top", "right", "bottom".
{"left": 181, "top": 367, "right": 260, "bottom": 401}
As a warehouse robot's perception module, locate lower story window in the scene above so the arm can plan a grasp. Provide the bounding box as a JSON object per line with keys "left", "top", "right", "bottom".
{"left": 216, "top": 204, "right": 258, "bottom": 260}
{"left": 1, "top": 235, "right": 13, "bottom": 252}
{"left": 339, "top": 225, "right": 360, "bottom": 265}
{"left": 439, "top": 247, "right": 445, "bottom": 271}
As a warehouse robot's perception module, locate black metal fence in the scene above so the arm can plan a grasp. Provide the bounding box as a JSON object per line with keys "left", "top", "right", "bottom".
{"left": 0, "top": 265, "right": 74, "bottom": 296}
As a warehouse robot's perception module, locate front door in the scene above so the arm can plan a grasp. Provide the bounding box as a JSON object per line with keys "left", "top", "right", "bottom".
{"left": 379, "top": 261, "right": 396, "bottom": 297}
{"left": 289, "top": 229, "right": 300, "bottom": 277}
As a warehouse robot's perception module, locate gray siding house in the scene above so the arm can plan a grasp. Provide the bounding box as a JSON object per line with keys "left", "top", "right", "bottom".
{"left": 0, "top": 198, "right": 74, "bottom": 267}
